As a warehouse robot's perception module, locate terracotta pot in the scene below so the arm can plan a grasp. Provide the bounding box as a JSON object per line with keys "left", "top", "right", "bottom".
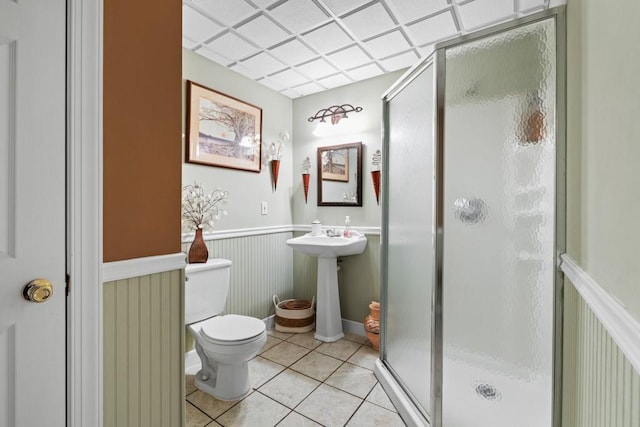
{"left": 364, "top": 301, "right": 380, "bottom": 350}
{"left": 188, "top": 228, "right": 208, "bottom": 263}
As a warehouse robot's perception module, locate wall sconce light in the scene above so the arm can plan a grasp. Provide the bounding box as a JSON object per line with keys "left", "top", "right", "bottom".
{"left": 371, "top": 150, "right": 381, "bottom": 205}
{"left": 301, "top": 157, "right": 311, "bottom": 204}
{"left": 308, "top": 104, "right": 363, "bottom": 125}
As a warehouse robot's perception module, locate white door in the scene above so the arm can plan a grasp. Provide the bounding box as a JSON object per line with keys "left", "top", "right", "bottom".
{"left": 0, "top": 0, "right": 66, "bottom": 426}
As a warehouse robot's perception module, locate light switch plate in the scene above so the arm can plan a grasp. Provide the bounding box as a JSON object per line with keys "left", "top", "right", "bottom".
{"left": 261, "top": 201, "right": 268, "bottom": 215}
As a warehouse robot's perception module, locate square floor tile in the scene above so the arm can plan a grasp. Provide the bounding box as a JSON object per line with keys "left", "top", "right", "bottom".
{"left": 249, "top": 356, "right": 286, "bottom": 388}
{"left": 261, "top": 341, "right": 311, "bottom": 366}
{"left": 315, "top": 339, "right": 361, "bottom": 361}
{"left": 216, "top": 391, "right": 291, "bottom": 426}
{"left": 296, "top": 384, "right": 363, "bottom": 426}
{"left": 186, "top": 374, "right": 198, "bottom": 396}
{"left": 261, "top": 335, "right": 284, "bottom": 353}
{"left": 347, "top": 345, "right": 379, "bottom": 371}
{"left": 259, "top": 369, "right": 320, "bottom": 408}
{"left": 366, "top": 383, "right": 397, "bottom": 412}
{"left": 343, "top": 332, "right": 368, "bottom": 344}
{"left": 286, "top": 332, "right": 322, "bottom": 350}
{"left": 185, "top": 401, "right": 212, "bottom": 427}
{"left": 325, "top": 363, "right": 377, "bottom": 398}
{"left": 268, "top": 329, "right": 295, "bottom": 340}
{"left": 290, "top": 351, "right": 343, "bottom": 382}
{"left": 278, "top": 411, "right": 322, "bottom": 426}
{"left": 346, "top": 401, "right": 405, "bottom": 426}
{"left": 186, "top": 389, "right": 239, "bottom": 420}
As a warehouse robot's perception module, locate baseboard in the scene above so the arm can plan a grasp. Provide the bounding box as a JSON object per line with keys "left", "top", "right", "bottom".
{"left": 342, "top": 319, "right": 366, "bottom": 337}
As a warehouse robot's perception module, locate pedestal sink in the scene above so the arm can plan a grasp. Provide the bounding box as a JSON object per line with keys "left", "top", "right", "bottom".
{"left": 286, "top": 231, "right": 367, "bottom": 342}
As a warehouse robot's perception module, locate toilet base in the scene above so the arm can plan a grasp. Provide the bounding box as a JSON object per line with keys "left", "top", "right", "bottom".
{"left": 194, "top": 363, "right": 252, "bottom": 401}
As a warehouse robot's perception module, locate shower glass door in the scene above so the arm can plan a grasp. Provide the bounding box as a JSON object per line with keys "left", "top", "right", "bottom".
{"left": 440, "top": 16, "right": 559, "bottom": 427}
{"left": 381, "top": 56, "right": 436, "bottom": 422}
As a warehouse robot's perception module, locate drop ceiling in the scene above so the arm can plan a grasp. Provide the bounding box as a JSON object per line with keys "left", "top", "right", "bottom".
{"left": 183, "top": 0, "right": 556, "bottom": 98}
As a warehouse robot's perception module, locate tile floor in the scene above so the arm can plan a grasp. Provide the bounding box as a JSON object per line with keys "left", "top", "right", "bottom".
{"left": 185, "top": 330, "right": 405, "bottom": 427}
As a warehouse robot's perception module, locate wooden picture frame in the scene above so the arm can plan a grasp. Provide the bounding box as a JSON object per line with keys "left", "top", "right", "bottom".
{"left": 186, "top": 80, "right": 262, "bottom": 172}
{"left": 320, "top": 147, "right": 349, "bottom": 182}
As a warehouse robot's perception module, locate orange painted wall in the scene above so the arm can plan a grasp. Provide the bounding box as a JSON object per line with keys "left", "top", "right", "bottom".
{"left": 103, "top": 0, "right": 182, "bottom": 262}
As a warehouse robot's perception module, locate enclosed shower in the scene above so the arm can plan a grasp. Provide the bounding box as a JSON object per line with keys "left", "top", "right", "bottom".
{"left": 375, "top": 8, "right": 565, "bottom": 427}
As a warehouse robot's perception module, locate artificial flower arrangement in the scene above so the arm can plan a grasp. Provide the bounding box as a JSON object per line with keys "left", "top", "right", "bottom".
{"left": 182, "top": 182, "right": 229, "bottom": 263}
{"left": 263, "top": 130, "right": 289, "bottom": 164}
{"left": 181, "top": 183, "right": 229, "bottom": 232}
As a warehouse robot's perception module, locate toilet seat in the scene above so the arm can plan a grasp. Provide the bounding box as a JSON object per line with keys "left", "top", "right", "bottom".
{"left": 197, "top": 314, "right": 266, "bottom": 346}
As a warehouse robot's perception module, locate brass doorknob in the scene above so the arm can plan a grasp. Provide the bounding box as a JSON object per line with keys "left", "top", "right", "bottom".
{"left": 23, "top": 279, "right": 54, "bottom": 303}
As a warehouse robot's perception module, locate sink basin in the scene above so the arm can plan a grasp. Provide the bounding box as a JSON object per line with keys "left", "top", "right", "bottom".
{"left": 286, "top": 230, "right": 368, "bottom": 342}
{"left": 286, "top": 231, "right": 367, "bottom": 258}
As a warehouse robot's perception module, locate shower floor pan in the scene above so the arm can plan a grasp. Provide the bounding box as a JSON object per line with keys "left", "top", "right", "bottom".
{"left": 443, "top": 356, "right": 552, "bottom": 427}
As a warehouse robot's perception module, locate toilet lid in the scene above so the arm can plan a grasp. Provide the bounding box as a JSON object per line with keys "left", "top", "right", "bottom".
{"left": 200, "top": 314, "right": 266, "bottom": 343}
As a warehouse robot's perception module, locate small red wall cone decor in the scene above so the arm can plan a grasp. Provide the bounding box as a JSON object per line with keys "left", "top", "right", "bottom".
{"left": 371, "top": 170, "right": 381, "bottom": 205}
{"left": 302, "top": 174, "right": 310, "bottom": 203}
{"left": 271, "top": 159, "right": 281, "bottom": 190}
{"left": 371, "top": 149, "right": 382, "bottom": 205}
{"left": 301, "top": 156, "right": 311, "bottom": 204}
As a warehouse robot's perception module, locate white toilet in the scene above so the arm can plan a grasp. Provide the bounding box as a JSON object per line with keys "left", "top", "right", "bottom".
{"left": 185, "top": 258, "right": 267, "bottom": 401}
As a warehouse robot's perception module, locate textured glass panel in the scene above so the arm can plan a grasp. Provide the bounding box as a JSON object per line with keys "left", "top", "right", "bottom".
{"left": 385, "top": 62, "right": 435, "bottom": 416}
{"left": 442, "top": 18, "right": 556, "bottom": 427}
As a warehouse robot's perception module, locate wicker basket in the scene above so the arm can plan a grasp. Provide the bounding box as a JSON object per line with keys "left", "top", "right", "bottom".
{"left": 273, "top": 295, "right": 315, "bottom": 333}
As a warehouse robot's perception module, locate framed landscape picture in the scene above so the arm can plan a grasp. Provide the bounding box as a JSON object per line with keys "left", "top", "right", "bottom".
{"left": 186, "top": 80, "right": 262, "bottom": 172}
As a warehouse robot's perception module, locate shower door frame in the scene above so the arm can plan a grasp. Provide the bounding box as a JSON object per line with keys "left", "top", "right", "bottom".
{"left": 378, "top": 6, "right": 566, "bottom": 427}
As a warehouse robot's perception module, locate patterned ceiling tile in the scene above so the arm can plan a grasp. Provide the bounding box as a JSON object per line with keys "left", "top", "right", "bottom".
{"left": 340, "top": 2, "right": 397, "bottom": 40}
{"left": 518, "top": 0, "right": 547, "bottom": 11}
{"left": 379, "top": 50, "right": 420, "bottom": 71}
{"left": 363, "top": 30, "right": 412, "bottom": 59}
{"left": 458, "top": 0, "right": 515, "bottom": 30}
{"left": 327, "top": 45, "right": 372, "bottom": 70}
{"left": 182, "top": 0, "right": 557, "bottom": 98}
{"left": 405, "top": 10, "right": 458, "bottom": 46}
{"left": 292, "top": 81, "right": 325, "bottom": 96}
{"left": 319, "top": 0, "right": 371, "bottom": 17}
{"left": 269, "top": 38, "right": 318, "bottom": 66}
{"left": 317, "top": 73, "right": 353, "bottom": 89}
{"left": 267, "top": 68, "right": 309, "bottom": 88}
{"left": 385, "top": 0, "right": 449, "bottom": 24}
{"left": 194, "top": 46, "right": 233, "bottom": 66}
{"left": 204, "top": 31, "right": 260, "bottom": 61}
{"left": 183, "top": 5, "right": 223, "bottom": 43}
{"left": 235, "top": 14, "right": 291, "bottom": 48}
{"left": 268, "top": 0, "right": 331, "bottom": 34}
{"left": 191, "top": 0, "right": 257, "bottom": 26}
{"left": 346, "top": 63, "right": 385, "bottom": 81}
{"left": 239, "top": 51, "right": 287, "bottom": 75}
{"left": 302, "top": 22, "right": 354, "bottom": 54}
{"left": 296, "top": 58, "right": 339, "bottom": 79}
{"left": 183, "top": 36, "right": 199, "bottom": 50}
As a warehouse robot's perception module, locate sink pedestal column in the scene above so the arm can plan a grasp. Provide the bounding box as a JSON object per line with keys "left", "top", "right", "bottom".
{"left": 314, "top": 257, "right": 344, "bottom": 342}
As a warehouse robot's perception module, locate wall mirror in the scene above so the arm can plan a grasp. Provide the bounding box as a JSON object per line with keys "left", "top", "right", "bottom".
{"left": 317, "top": 142, "right": 362, "bottom": 206}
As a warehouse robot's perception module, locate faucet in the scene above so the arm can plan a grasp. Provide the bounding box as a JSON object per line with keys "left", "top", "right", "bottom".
{"left": 325, "top": 228, "right": 340, "bottom": 237}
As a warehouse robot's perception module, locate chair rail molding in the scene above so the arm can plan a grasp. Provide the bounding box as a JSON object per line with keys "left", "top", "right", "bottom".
{"left": 103, "top": 253, "right": 186, "bottom": 283}
{"left": 560, "top": 253, "right": 640, "bottom": 374}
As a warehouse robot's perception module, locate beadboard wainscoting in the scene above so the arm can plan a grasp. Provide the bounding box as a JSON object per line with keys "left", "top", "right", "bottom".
{"left": 181, "top": 229, "right": 295, "bottom": 319}
{"left": 291, "top": 231, "right": 381, "bottom": 324}
{"left": 103, "top": 268, "right": 185, "bottom": 427}
{"left": 561, "top": 255, "right": 640, "bottom": 427}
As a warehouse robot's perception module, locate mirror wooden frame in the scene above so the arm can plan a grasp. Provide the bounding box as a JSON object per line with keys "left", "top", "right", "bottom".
{"left": 317, "top": 142, "right": 362, "bottom": 206}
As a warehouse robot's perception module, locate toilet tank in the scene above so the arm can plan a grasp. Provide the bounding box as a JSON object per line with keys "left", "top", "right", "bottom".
{"left": 185, "top": 258, "right": 232, "bottom": 325}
